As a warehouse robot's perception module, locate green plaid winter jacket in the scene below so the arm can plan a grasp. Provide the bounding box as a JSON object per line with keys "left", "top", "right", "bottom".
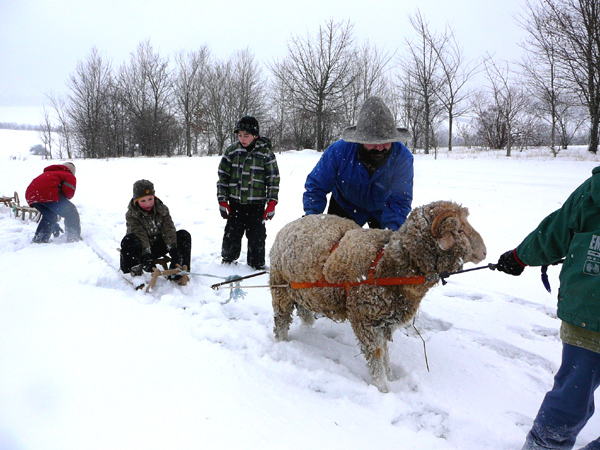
{"left": 217, "top": 137, "right": 280, "bottom": 205}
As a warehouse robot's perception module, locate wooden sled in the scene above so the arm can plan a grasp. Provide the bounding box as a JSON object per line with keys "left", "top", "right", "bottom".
{"left": 145, "top": 263, "right": 189, "bottom": 293}
{"left": 0, "top": 192, "right": 17, "bottom": 208}
{"left": 4, "top": 191, "right": 41, "bottom": 222}
{"left": 117, "top": 249, "right": 189, "bottom": 292}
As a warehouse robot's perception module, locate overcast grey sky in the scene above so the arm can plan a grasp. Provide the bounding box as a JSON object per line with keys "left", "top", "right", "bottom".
{"left": 0, "top": 0, "right": 529, "bottom": 117}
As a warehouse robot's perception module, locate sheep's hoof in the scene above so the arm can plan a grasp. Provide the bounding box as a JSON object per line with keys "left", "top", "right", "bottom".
{"left": 296, "top": 306, "right": 315, "bottom": 327}
{"left": 386, "top": 371, "right": 400, "bottom": 382}
{"left": 273, "top": 328, "right": 289, "bottom": 342}
{"left": 373, "top": 380, "right": 389, "bottom": 393}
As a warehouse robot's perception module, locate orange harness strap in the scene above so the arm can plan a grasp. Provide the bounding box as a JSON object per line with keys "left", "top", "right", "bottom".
{"left": 289, "top": 246, "right": 427, "bottom": 290}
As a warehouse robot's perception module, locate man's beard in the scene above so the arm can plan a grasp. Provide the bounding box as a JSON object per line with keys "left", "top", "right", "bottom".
{"left": 358, "top": 145, "right": 392, "bottom": 169}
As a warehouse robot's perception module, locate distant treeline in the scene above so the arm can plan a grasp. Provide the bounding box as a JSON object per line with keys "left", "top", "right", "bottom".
{"left": 38, "top": 2, "right": 600, "bottom": 159}
{"left": 0, "top": 123, "right": 42, "bottom": 131}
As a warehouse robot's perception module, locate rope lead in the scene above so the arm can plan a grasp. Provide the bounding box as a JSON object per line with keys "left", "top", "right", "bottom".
{"left": 439, "top": 263, "right": 497, "bottom": 285}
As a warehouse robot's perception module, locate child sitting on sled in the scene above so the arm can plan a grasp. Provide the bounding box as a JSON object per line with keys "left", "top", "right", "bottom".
{"left": 120, "top": 179, "right": 191, "bottom": 280}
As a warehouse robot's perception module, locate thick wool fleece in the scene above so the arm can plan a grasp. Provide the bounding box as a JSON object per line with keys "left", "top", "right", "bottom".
{"left": 270, "top": 214, "right": 360, "bottom": 284}
{"left": 324, "top": 228, "right": 393, "bottom": 283}
{"left": 270, "top": 200, "right": 486, "bottom": 391}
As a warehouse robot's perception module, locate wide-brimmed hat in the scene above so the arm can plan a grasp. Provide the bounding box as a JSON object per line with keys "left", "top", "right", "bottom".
{"left": 341, "top": 97, "right": 409, "bottom": 144}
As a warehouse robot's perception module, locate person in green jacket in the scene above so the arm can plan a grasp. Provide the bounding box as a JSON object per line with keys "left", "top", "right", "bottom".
{"left": 217, "top": 116, "right": 280, "bottom": 270}
{"left": 496, "top": 166, "right": 600, "bottom": 450}
{"left": 120, "top": 179, "right": 192, "bottom": 280}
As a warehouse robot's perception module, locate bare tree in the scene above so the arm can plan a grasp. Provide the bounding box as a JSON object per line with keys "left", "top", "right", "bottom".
{"left": 527, "top": 0, "right": 600, "bottom": 153}
{"left": 270, "top": 19, "right": 356, "bottom": 151}
{"left": 471, "top": 89, "right": 509, "bottom": 149}
{"left": 267, "top": 74, "right": 298, "bottom": 150}
{"left": 173, "top": 46, "right": 211, "bottom": 156}
{"left": 118, "top": 40, "right": 177, "bottom": 157}
{"left": 482, "top": 57, "right": 530, "bottom": 156}
{"left": 429, "top": 25, "right": 480, "bottom": 151}
{"left": 66, "top": 47, "right": 112, "bottom": 158}
{"left": 401, "top": 10, "right": 446, "bottom": 154}
{"left": 229, "top": 48, "right": 267, "bottom": 120}
{"left": 340, "top": 42, "right": 394, "bottom": 127}
{"left": 518, "top": 0, "right": 585, "bottom": 155}
{"left": 46, "top": 92, "right": 73, "bottom": 158}
{"left": 204, "top": 50, "right": 266, "bottom": 155}
{"left": 39, "top": 106, "right": 54, "bottom": 159}
{"left": 398, "top": 70, "right": 425, "bottom": 150}
{"left": 205, "top": 58, "right": 234, "bottom": 155}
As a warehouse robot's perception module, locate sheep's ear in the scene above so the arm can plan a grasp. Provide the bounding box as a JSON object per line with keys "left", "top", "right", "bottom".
{"left": 437, "top": 232, "right": 455, "bottom": 251}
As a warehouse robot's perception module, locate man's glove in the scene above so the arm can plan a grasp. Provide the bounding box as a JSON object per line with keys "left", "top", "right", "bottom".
{"left": 263, "top": 200, "right": 277, "bottom": 221}
{"left": 219, "top": 201, "right": 230, "bottom": 219}
{"left": 169, "top": 246, "right": 184, "bottom": 269}
{"left": 141, "top": 251, "right": 156, "bottom": 273}
{"left": 496, "top": 249, "right": 526, "bottom": 276}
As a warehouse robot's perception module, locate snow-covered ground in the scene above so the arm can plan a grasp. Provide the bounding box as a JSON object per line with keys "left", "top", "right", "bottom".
{"left": 1, "top": 129, "right": 600, "bottom": 450}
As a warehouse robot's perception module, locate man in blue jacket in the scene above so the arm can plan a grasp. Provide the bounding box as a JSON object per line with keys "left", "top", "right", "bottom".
{"left": 303, "top": 97, "right": 413, "bottom": 230}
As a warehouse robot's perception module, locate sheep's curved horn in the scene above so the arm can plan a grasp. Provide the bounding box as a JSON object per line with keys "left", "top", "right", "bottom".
{"left": 431, "top": 210, "right": 456, "bottom": 238}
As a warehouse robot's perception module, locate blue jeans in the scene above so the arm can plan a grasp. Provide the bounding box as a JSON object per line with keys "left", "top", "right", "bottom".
{"left": 523, "top": 343, "right": 600, "bottom": 450}
{"left": 32, "top": 197, "right": 81, "bottom": 243}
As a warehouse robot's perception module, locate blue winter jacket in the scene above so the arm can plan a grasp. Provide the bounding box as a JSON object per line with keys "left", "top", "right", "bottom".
{"left": 303, "top": 140, "right": 414, "bottom": 230}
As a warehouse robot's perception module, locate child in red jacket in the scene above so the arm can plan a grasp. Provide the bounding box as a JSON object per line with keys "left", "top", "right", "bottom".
{"left": 26, "top": 162, "right": 82, "bottom": 243}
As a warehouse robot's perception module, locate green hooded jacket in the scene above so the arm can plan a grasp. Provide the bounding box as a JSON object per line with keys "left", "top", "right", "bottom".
{"left": 125, "top": 196, "right": 178, "bottom": 253}
{"left": 516, "top": 166, "right": 600, "bottom": 352}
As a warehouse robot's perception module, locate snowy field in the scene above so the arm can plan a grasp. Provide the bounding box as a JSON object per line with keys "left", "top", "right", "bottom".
{"left": 1, "top": 128, "right": 600, "bottom": 450}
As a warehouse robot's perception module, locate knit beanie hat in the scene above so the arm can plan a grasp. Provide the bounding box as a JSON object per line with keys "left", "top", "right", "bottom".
{"left": 133, "top": 179, "right": 155, "bottom": 202}
{"left": 234, "top": 116, "right": 259, "bottom": 136}
{"left": 63, "top": 162, "right": 76, "bottom": 175}
{"left": 341, "top": 97, "right": 409, "bottom": 145}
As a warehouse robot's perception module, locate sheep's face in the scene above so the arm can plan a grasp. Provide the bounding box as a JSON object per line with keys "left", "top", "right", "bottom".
{"left": 432, "top": 206, "right": 487, "bottom": 264}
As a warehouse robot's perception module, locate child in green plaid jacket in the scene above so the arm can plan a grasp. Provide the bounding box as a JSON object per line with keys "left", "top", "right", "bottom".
{"left": 217, "top": 116, "right": 280, "bottom": 270}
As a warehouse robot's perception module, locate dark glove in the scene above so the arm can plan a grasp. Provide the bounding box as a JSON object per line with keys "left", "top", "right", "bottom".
{"left": 219, "top": 201, "right": 230, "bottom": 219}
{"left": 263, "top": 200, "right": 276, "bottom": 221}
{"left": 141, "top": 251, "right": 156, "bottom": 273}
{"left": 169, "top": 246, "right": 184, "bottom": 269}
{"left": 52, "top": 223, "right": 64, "bottom": 237}
{"left": 496, "top": 250, "right": 526, "bottom": 276}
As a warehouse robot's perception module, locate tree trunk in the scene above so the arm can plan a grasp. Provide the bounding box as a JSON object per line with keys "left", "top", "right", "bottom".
{"left": 447, "top": 114, "right": 453, "bottom": 152}
{"left": 589, "top": 116, "right": 599, "bottom": 154}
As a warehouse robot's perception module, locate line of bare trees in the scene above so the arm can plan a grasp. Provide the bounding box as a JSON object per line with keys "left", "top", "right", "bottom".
{"left": 40, "top": 1, "right": 600, "bottom": 159}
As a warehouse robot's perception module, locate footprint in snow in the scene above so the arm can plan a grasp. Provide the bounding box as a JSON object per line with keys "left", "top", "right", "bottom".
{"left": 468, "top": 334, "right": 556, "bottom": 372}
{"left": 507, "top": 325, "right": 560, "bottom": 342}
{"left": 505, "top": 296, "right": 557, "bottom": 318}
{"left": 442, "top": 289, "right": 488, "bottom": 302}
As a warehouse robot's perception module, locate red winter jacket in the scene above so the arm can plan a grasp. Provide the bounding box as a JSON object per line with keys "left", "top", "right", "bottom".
{"left": 26, "top": 165, "right": 77, "bottom": 205}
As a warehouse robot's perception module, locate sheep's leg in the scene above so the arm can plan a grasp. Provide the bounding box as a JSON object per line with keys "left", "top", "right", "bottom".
{"left": 383, "top": 326, "right": 394, "bottom": 381}
{"left": 350, "top": 320, "right": 389, "bottom": 393}
{"left": 296, "top": 304, "right": 315, "bottom": 327}
{"left": 271, "top": 286, "right": 294, "bottom": 341}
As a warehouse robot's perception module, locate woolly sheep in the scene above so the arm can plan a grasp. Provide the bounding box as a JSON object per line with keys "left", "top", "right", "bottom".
{"left": 269, "top": 200, "right": 487, "bottom": 392}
